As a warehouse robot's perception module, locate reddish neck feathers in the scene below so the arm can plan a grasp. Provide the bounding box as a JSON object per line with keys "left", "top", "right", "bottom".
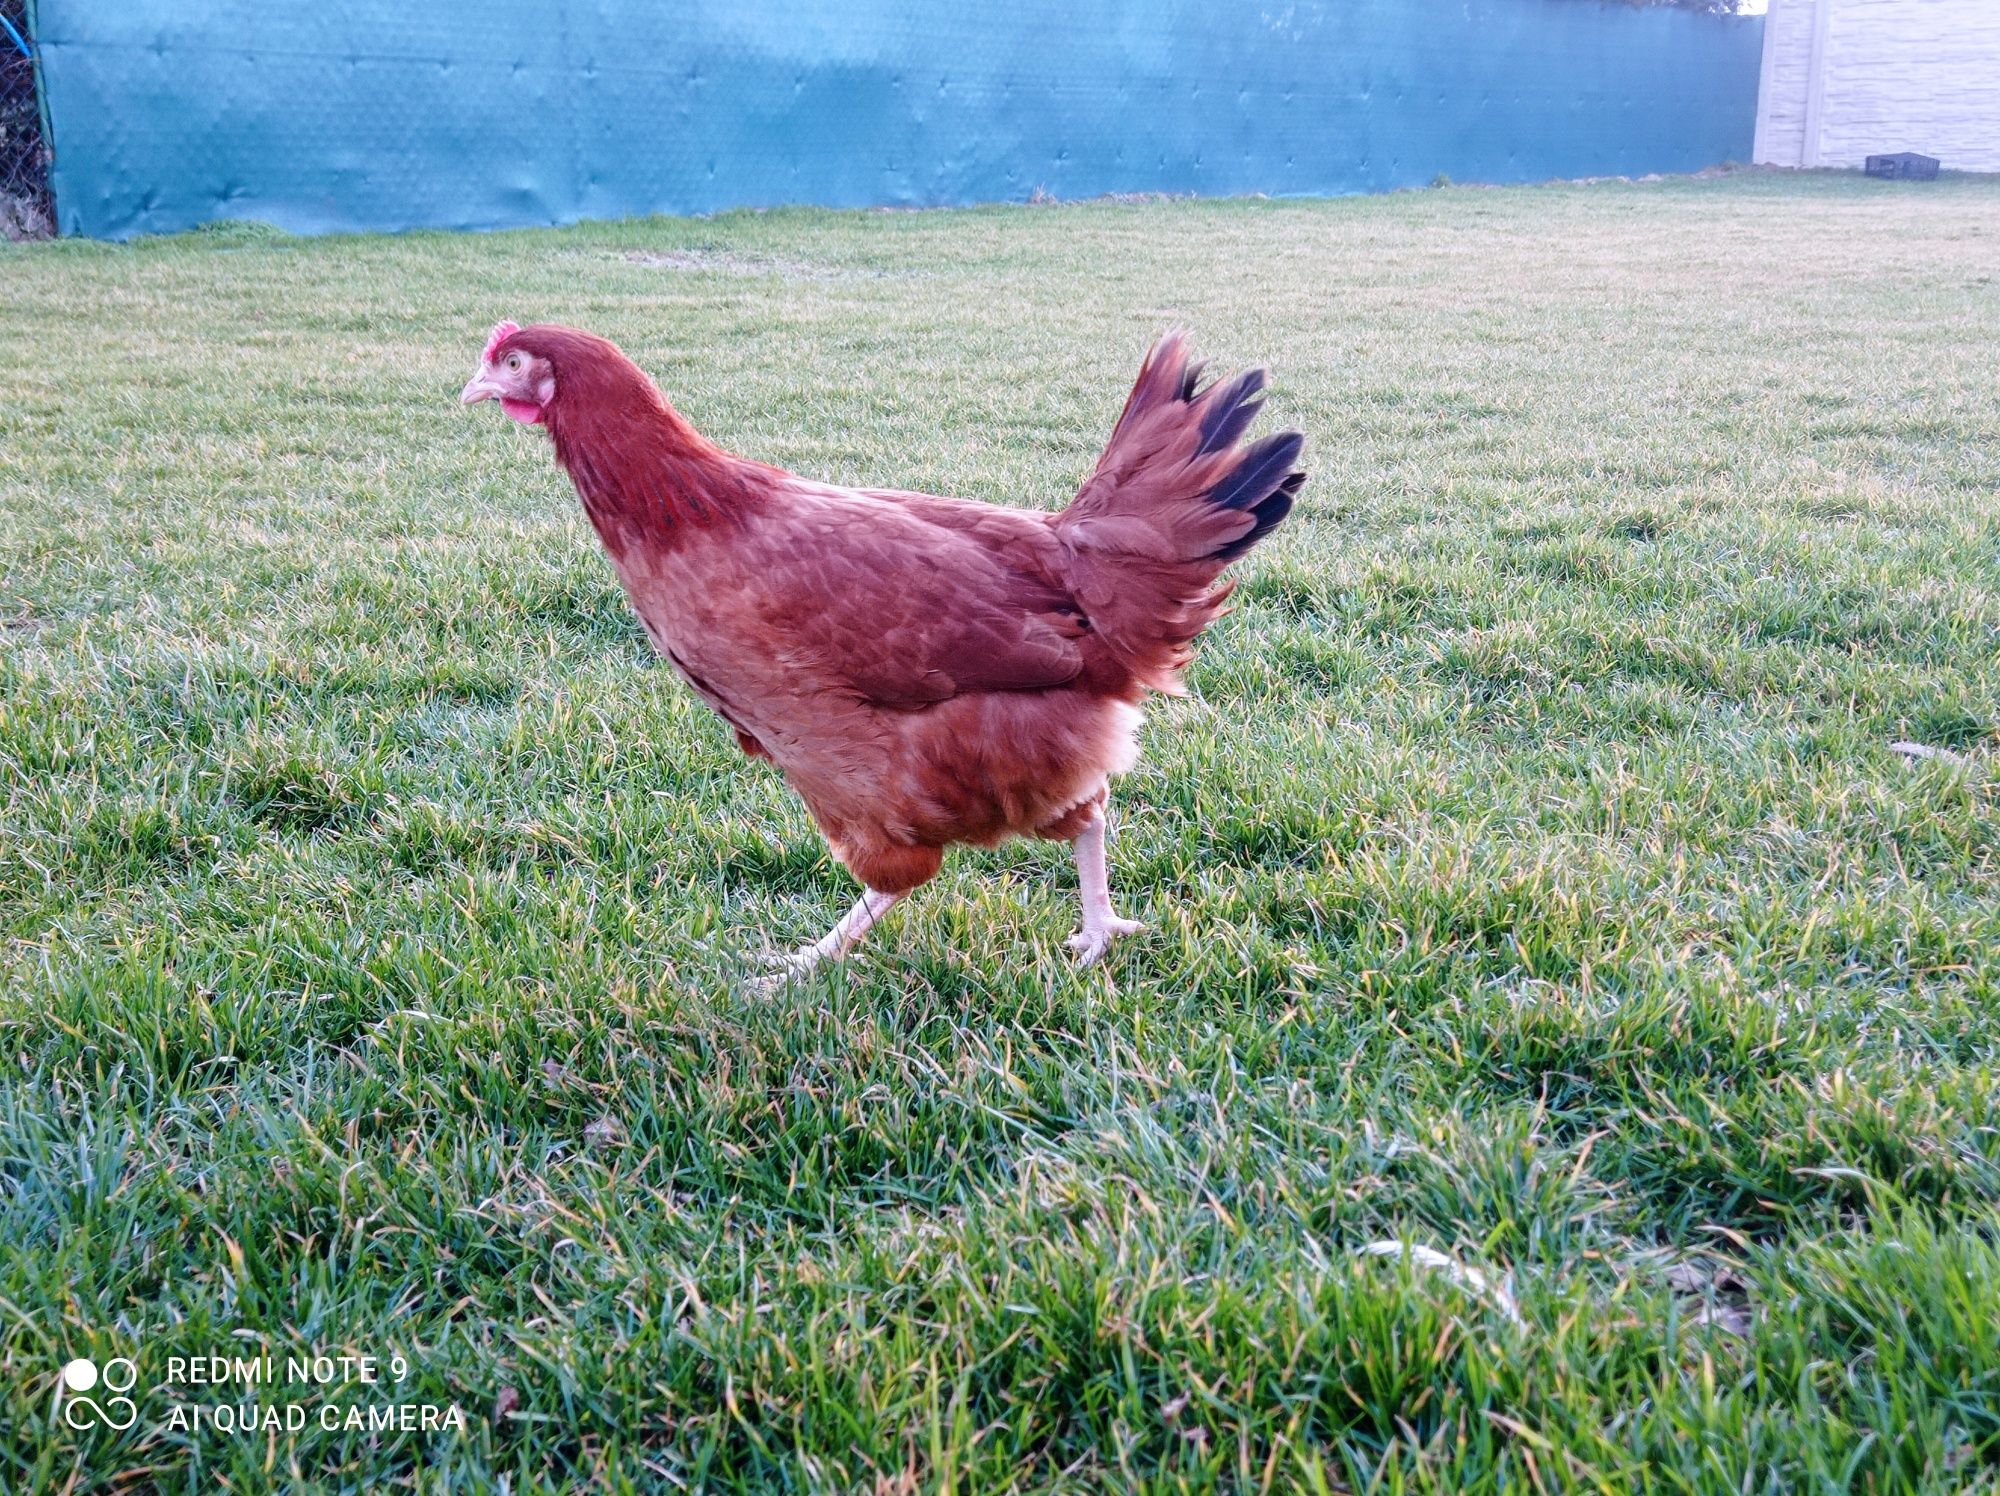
{"left": 534, "top": 335, "right": 759, "bottom": 559}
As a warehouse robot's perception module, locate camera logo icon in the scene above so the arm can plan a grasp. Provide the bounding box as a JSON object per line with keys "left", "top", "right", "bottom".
{"left": 60, "top": 1357, "right": 139, "bottom": 1431}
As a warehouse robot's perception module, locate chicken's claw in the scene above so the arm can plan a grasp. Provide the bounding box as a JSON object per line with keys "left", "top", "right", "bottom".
{"left": 744, "top": 947, "right": 813, "bottom": 995}
{"left": 1067, "top": 917, "right": 1145, "bottom": 966}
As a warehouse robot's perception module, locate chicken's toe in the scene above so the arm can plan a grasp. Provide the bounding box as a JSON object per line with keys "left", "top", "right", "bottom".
{"left": 744, "top": 947, "right": 815, "bottom": 994}
{"left": 1067, "top": 931, "right": 1110, "bottom": 965}
{"left": 1067, "top": 917, "right": 1145, "bottom": 966}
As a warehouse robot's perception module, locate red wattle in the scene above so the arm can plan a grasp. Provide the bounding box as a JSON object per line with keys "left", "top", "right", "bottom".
{"left": 501, "top": 399, "right": 543, "bottom": 425}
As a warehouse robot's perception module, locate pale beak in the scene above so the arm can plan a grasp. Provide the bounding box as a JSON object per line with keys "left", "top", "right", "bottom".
{"left": 459, "top": 371, "right": 499, "bottom": 406}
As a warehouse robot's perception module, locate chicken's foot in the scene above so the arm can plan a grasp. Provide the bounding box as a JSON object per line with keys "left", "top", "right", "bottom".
{"left": 753, "top": 887, "right": 904, "bottom": 988}
{"left": 1068, "top": 809, "right": 1144, "bottom": 965}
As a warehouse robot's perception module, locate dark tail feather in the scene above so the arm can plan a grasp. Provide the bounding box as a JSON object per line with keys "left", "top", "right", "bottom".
{"left": 1177, "top": 357, "right": 1209, "bottom": 402}
{"left": 1211, "top": 469, "right": 1305, "bottom": 562}
{"left": 1209, "top": 429, "right": 1304, "bottom": 512}
{"left": 1204, "top": 429, "right": 1306, "bottom": 560}
{"left": 1198, "top": 368, "right": 1268, "bottom": 454}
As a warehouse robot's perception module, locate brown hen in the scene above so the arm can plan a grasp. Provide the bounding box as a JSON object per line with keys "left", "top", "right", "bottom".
{"left": 461, "top": 324, "right": 1303, "bottom": 973}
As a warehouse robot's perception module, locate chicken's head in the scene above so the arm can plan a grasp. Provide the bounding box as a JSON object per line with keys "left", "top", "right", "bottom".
{"left": 460, "top": 320, "right": 556, "bottom": 425}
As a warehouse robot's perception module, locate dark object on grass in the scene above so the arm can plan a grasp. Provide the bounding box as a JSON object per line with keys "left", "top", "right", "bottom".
{"left": 1865, "top": 152, "right": 1939, "bottom": 181}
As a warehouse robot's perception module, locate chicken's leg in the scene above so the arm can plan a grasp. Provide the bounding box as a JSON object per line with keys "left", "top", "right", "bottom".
{"left": 1068, "top": 808, "right": 1144, "bottom": 965}
{"left": 762, "top": 887, "right": 903, "bottom": 983}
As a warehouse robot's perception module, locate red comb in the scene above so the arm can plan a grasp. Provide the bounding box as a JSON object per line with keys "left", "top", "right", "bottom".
{"left": 483, "top": 320, "right": 521, "bottom": 362}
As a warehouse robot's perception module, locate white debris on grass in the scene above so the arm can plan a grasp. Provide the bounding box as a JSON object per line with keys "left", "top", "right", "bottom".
{"left": 1888, "top": 740, "right": 1972, "bottom": 766}
{"left": 1355, "top": 1241, "right": 1525, "bottom": 1327}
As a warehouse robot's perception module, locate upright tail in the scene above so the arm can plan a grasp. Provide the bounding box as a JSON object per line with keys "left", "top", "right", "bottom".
{"left": 1053, "top": 332, "right": 1306, "bottom": 693}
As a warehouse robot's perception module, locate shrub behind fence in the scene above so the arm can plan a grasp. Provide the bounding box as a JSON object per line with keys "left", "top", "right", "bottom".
{"left": 0, "top": 0, "right": 52, "bottom": 239}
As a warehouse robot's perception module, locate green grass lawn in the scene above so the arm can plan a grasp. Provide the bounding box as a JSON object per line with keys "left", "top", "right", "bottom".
{"left": 2, "top": 170, "right": 1998, "bottom": 1493}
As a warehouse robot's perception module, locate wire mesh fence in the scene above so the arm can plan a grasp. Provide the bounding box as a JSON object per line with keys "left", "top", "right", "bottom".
{"left": 33, "top": 3, "right": 1766, "bottom": 241}
{"left": 1, "top": 0, "right": 52, "bottom": 239}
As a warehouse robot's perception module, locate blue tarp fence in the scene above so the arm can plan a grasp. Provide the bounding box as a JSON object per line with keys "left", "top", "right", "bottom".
{"left": 35, "top": 0, "right": 1763, "bottom": 240}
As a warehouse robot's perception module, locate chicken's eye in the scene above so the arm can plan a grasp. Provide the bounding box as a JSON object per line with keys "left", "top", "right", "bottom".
{"left": 505, "top": 353, "right": 522, "bottom": 372}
